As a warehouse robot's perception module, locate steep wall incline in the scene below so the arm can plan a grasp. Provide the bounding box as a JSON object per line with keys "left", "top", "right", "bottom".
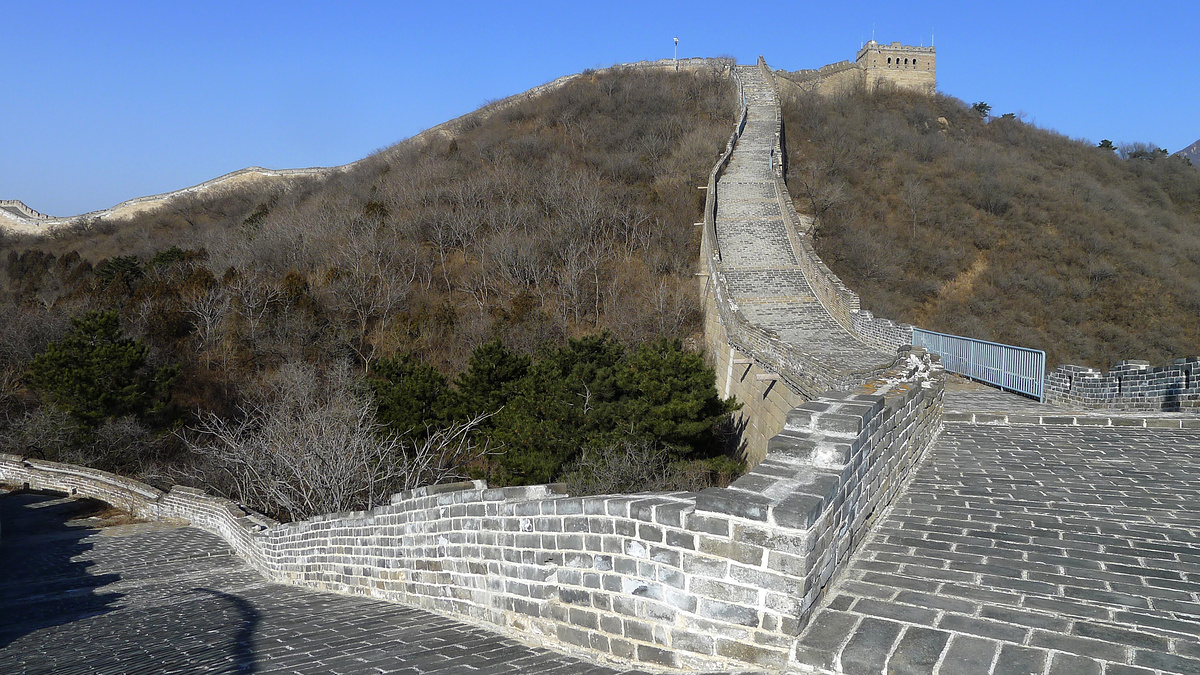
{"left": 701, "top": 60, "right": 921, "bottom": 461}
{"left": 1, "top": 59, "right": 951, "bottom": 671}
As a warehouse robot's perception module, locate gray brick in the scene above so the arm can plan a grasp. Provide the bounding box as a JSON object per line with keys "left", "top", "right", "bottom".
{"left": 1073, "top": 622, "right": 1170, "bottom": 650}
{"left": 937, "top": 614, "right": 1029, "bottom": 643}
{"left": 992, "top": 644, "right": 1047, "bottom": 675}
{"left": 793, "top": 610, "right": 860, "bottom": 671}
{"left": 1029, "top": 629, "right": 1128, "bottom": 663}
{"left": 839, "top": 617, "right": 903, "bottom": 675}
{"left": 937, "top": 635, "right": 998, "bottom": 674}
{"left": 1046, "top": 653, "right": 1102, "bottom": 675}
{"left": 853, "top": 597, "right": 938, "bottom": 626}
{"left": 887, "top": 626, "right": 949, "bottom": 675}
{"left": 1133, "top": 650, "right": 1200, "bottom": 674}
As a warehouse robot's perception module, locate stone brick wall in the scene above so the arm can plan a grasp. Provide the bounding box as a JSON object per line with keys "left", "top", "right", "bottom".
{"left": 1045, "top": 358, "right": 1200, "bottom": 411}
{"left": 856, "top": 41, "right": 936, "bottom": 94}
{"left": 774, "top": 41, "right": 936, "bottom": 98}
{"left": 0, "top": 350, "right": 943, "bottom": 671}
{"left": 0, "top": 199, "right": 50, "bottom": 220}
{"left": 851, "top": 309, "right": 915, "bottom": 353}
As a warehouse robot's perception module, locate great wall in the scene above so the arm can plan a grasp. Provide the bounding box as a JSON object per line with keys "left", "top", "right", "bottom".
{"left": 3, "top": 53, "right": 1200, "bottom": 675}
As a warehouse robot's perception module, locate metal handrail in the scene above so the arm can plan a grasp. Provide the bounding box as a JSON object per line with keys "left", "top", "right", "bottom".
{"left": 913, "top": 329, "right": 1046, "bottom": 401}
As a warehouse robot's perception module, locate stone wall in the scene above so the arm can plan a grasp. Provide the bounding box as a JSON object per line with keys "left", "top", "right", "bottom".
{"left": 1, "top": 57, "right": 951, "bottom": 670}
{"left": 759, "top": 60, "right": 916, "bottom": 357}
{"left": 1046, "top": 358, "right": 1200, "bottom": 411}
{"left": 856, "top": 41, "right": 936, "bottom": 94}
{"left": 0, "top": 199, "right": 50, "bottom": 220}
{"left": 774, "top": 42, "right": 936, "bottom": 98}
{"left": 0, "top": 351, "right": 942, "bottom": 671}
{"left": 775, "top": 63, "right": 864, "bottom": 98}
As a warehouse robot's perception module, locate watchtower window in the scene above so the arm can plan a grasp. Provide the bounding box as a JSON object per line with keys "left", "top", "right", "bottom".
{"left": 904, "top": 58, "right": 909, "bottom": 65}
{"left": 887, "top": 57, "right": 891, "bottom": 64}
{"left": 913, "top": 59, "right": 918, "bottom": 66}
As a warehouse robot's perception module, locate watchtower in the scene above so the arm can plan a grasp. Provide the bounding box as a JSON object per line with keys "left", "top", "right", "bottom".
{"left": 855, "top": 40, "right": 936, "bottom": 93}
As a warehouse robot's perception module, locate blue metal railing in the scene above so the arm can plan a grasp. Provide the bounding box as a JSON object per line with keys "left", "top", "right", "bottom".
{"left": 912, "top": 329, "right": 1046, "bottom": 401}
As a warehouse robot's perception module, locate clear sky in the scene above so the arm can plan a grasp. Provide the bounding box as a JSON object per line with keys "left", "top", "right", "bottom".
{"left": 3, "top": 0, "right": 1197, "bottom": 216}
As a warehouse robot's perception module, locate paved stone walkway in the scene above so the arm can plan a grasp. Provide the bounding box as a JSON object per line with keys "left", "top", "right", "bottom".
{"left": 793, "top": 424, "right": 1200, "bottom": 675}
{"left": 718, "top": 66, "right": 890, "bottom": 374}
{"left": 0, "top": 491, "right": 660, "bottom": 675}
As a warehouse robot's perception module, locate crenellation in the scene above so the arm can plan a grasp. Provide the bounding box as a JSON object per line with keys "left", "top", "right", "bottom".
{"left": 1045, "top": 357, "right": 1200, "bottom": 411}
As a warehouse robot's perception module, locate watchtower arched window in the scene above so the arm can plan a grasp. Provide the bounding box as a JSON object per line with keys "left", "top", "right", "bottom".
{"left": 887, "top": 57, "right": 892, "bottom": 64}
{"left": 913, "top": 59, "right": 918, "bottom": 66}
{"left": 904, "top": 58, "right": 909, "bottom": 65}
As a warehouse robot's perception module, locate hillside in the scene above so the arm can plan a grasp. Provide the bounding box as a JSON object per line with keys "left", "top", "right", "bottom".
{"left": 0, "top": 63, "right": 741, "bottom": 513}
{"left": 1177, "top": 138, "right": 1200, "bottom": 167}
{"left": 781, "top": 85, "right": 1200, "bottom": 369}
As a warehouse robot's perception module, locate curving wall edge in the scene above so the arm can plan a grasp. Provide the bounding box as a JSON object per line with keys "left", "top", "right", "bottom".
{"left": 0, "top": 350, "right": 942, "bottom": 671}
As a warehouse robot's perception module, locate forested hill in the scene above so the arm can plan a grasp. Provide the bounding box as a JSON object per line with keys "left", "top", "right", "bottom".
{"left": 1177, "top": 138, "right": 1200, "bottom": 167}
{"left": 781, "top": 85, "right": 1200, "bottom": 369}
{"left": 0, "top": 63, "right": 741, "bottom": 516}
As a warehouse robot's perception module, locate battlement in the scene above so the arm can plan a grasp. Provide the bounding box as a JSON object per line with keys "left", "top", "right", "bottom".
{"left": 0, "top": 199, "right": 52, "bottom": 221}
{"left": 855, "top": 40, "right": 936, "bottom": 61}
{"left": 775, "top": 40, "right": 936, "bottom": 96}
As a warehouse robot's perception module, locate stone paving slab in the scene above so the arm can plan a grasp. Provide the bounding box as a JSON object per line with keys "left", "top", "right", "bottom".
{"left": 0, "top": 492, "right": 668, "bottom": 675}
{"left": 945, "top": 386, "right": 1200, "bottom": 428}
{"left": 793, "top": 424, "right": 1200, "bottom": 675}
{"left": 716, "top": 66, "right": 890, "bottom": 377}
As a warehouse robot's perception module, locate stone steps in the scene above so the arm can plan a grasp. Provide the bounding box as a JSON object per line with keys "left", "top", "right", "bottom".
{"left": 715, "top": 65, "right": 891, "bottom": 374}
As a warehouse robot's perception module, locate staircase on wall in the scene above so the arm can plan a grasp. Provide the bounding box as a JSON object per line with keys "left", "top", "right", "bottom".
{"left": 717, "top": 66, "right": 891, "bottom": 380}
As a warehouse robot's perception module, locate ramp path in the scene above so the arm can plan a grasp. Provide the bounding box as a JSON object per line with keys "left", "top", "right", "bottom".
{"left": 717, "top": 66, "right": 891, "bottom": 376}
{"left": 0, "top": 491, "right": 657, "bottom": 675}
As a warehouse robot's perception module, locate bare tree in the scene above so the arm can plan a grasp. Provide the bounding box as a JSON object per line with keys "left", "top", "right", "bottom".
{"left": 230, "top": 274, "right": 282, "bottom": 342}
{"left": 901, "top": 177, "right": 929, "bottom": 238}
{"left": 182, "top": 361, "right": 491, "bottom": 520}
{"left": 186, "top": 287, "right": 231, "bottom": 368}
{"left": 795, "top": 159, "right": 846, "bottom": 235}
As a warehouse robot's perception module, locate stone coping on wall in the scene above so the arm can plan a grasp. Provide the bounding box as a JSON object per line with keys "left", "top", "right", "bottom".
{"left": 944, "top": 411, "right": 1200, "bottom": 428}
{"left": 1046, "top": 357, "right": 1200, "bottom": 412}
{"left": 699, "top": 62, "right": 902, "bottom": 400}
{"left": 0, "top": 349, "right": 944, "bottom": 671}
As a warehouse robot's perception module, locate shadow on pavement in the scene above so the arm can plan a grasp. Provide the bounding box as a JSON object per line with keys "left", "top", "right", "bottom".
{"left": 0, "top": 490, "right": 124, "bottom": 649}
{"left": 195, "top": 588, "right": 260, "bottom": 674}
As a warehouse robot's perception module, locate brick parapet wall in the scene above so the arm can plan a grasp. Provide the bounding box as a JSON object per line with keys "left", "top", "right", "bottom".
{"left": 0, "top": 352, "right": 943, "bottom": 671}
{"left": 0, "top": 199, "right": 51, "bottom": 220}
{"left": 700, "top": 62, "right": 903, "bottom": 403}
{"left": 851, "top": 309, "right": 915, "bottom": 353}
{"left": 757, "top": 59, "right": 917, "bottom": 358}
{"left": 1045, "top": 358, "right": 1200, "bottom": 411}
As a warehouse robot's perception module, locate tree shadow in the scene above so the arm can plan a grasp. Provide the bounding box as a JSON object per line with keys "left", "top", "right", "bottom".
{"left": 193, "top": 588, "right": 260, "bottom": 674}
{"left": 0, "top": 490, "right": 124, "bottom": 649}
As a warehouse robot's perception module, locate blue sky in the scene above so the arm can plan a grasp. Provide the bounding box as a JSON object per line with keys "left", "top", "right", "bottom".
{"left": 3, "top": 0, "right": 1197, "bottom": 216}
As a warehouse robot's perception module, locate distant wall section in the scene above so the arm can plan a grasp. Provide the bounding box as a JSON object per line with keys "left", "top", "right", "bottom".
{"left": 775, "top": 41, "right": 936, "bottom": 97}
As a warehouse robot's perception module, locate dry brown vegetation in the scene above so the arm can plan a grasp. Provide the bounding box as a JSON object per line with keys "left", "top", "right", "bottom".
{"left": 0, "top": 65, "right": 739, "bottom": 514}
{"left": 782, "top": 84, "right": 1200, "bottom": 368}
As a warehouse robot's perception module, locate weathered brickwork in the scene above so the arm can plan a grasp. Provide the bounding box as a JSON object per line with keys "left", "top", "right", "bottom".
{"left": 1046, "top": 358, "right": 1200, "bottom": 411}
{"left": 0, "top": 349, "right": 943, "bottom": 671}
{"left": 774, "top": 40, "right": 936, "bottom": 97}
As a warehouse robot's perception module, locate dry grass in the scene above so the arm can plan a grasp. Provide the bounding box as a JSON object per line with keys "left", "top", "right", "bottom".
{"left": 782, "top": 83, "right": 1200, "bottom": 368}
